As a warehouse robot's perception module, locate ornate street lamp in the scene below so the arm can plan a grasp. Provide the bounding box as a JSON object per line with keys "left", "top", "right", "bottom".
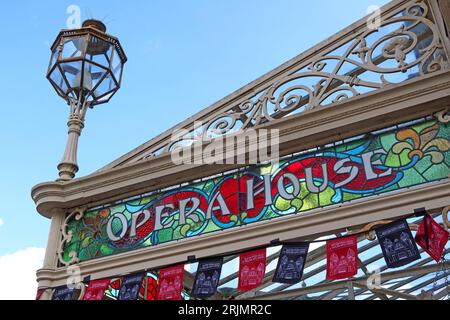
{"left": 47, "top": 19, "right": 127, "bottom": 181}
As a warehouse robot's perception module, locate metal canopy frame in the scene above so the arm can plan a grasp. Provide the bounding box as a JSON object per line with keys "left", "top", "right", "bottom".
{"left": 176, "top": 209, "right": 450, "bottom": 300}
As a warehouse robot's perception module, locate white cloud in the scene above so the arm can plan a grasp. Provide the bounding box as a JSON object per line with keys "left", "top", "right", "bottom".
{"left": 0, "top": 247, "right": 45, "bottom": 300}
{"left": 0, "top": 218, "right": 3, "bottom": 227}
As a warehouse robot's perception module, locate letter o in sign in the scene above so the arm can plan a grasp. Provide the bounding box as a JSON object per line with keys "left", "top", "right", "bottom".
{"left": 106, "top": 213, "right": 128, "bottom": 241}
{"left": 277, "top": 173, "right": 301, "bottom": 200}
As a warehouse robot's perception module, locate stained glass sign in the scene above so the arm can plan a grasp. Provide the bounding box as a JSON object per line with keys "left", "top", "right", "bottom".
{"left": 63, "top": 119, "right": 450, "bottom": 263}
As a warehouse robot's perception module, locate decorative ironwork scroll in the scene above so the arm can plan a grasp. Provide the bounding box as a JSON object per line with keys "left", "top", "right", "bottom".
{"left": 435, "top": 108, "right": 450, "bottom": 124}
{"left": 347, "top": 207, "right": 450, "bottom": 240}
{"left": 132, "top": 0, "right": 450, "bottom": 161}
{"left": 58, "top": 207, "right": 86, "bottom": 266}
{"left": 443, "top": 206, "right": 450, "bottom": 231}
{"left": 61, "top": 118, "right": 450, "bottom": 264}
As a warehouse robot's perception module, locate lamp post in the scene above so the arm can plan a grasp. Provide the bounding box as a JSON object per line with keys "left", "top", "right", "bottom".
{"left": 47, "top": 19, "right": 127, "bottom": 181}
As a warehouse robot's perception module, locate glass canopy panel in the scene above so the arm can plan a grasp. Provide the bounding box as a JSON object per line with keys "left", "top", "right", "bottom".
{"left": 86, "top": 35, "right": 113, "bottom": 68}
{"left": 61, "top": 36, "right": 85, "bottom": 60}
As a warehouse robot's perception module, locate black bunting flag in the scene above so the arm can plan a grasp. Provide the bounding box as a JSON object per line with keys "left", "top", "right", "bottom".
{"left": 52, "top": 286, "right": 75, "bottom": 300}
{"left": 376, "top": 219, "right": 421, "bottom": 268}
{"left": 118, "top": 273, "right": 145, "bottom": 300}
{"left": 191, "top": 258, "right": 223, "bottom": 298}
{"left": 273, "top": 243, "right": 309, "bottom": 284}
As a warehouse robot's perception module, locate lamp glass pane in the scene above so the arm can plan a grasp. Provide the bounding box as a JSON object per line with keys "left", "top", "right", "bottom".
{"left": 94, "top": 72, "right": 117, "bottom": 98}
{"left": 110, "top": 47, "right": 123, "bottom": 83}
{"left": 97, "top": 91, "right": 115, "bottom": 103}
{"left": 86, "top": 36, "right": 113, "bottom": 69}
{"left": 61, "top": 36, "right": 85, "bottom": 60}
{"left": 84, "top": 62, "right": 108, "bottom": 93}
{"left": 60, "top": 61, "right": 83, "bottom": 91}
{"left": 48, "top": 49, "right": 59, "bottom": 72}
{"left": 49, "top": 67, "right": 68, "bottom": 94}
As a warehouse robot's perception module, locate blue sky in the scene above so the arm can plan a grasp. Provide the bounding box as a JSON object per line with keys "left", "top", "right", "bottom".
{"left": 0, "top": 0, "right": 388, "bottom": 280}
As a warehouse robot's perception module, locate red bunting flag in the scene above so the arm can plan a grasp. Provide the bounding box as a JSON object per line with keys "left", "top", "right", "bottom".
{"left": 326, "top": 236, "right": 358, "bottom": 280}
{"left": 238, "top": 248, "right": 266, "bottom": 291}
{"left": 415, "top": 214, "right": 449, "bottom": 262}
{"left": 36, "top": 289, "right": 44, "bottom": 300}
{"left": 82, "top": 278, "right": 111, "bottom": 300}
{"left": 157, "top": 264, "right": 184, "bottom": 300}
